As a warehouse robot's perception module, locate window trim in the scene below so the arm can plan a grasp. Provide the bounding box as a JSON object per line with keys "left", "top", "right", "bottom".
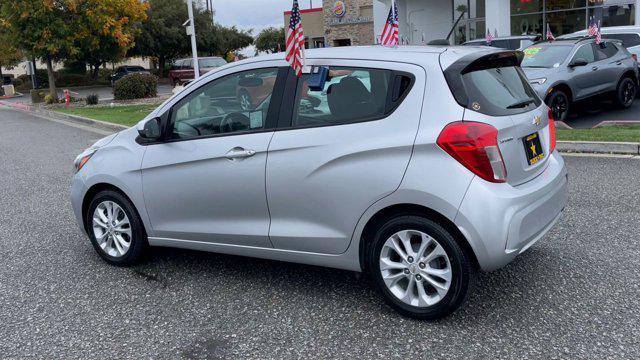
{"left": 276, "top": 66, "right": 416, "bottom": 132}
{"left": 140, "top": 66, "right": 288, "bottom": 145}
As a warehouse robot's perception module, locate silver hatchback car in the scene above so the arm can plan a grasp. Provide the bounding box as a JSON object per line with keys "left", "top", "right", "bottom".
{"left": 71, "top": 46, "right": 568, "bottom": 319}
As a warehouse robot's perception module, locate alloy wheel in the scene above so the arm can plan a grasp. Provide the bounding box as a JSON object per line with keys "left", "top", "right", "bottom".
{"left": 551, "top": 93, "right": 568, "bottom": 121}
{"left": 379, "top": 230, "right": 452, "bottom": 307}
{"left": 623, "top": 80, "right": 636, "bottom": 106}
{"left": 92, "top": 201, "right": 132, "bottom": 258}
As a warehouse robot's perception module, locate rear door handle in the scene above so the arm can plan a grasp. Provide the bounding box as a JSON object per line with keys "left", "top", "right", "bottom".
{"left": 225, "top": 147, "right": 256, "bottom": 160}
{"left": 591, "top": 66, "right": 599, "bottom": 71}
{"left": 616, "top": 61, "right": 623, "bottom": 65}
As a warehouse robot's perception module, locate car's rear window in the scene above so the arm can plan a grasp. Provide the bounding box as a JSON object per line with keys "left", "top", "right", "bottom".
{"left": 199, "top": 58, "right": 227, "bottom": 68}
{"left": 522, "top": 45, "right": 573, "bottom": 68}
{"left": 461, "top": 66, "right": 541, "bottom": 116}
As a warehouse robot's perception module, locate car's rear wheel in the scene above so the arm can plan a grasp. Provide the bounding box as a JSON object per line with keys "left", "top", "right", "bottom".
{"left": 547, "top": 90, "right": 570, "bottom": 122}
{"left": 614, "top": 77, "right": 636, "bottom": 108}
{"left": 368, "top": 216, "right": 471, "bottom": 320}
{"left": 86, "top": 190, "right": 147, "bottom": 266}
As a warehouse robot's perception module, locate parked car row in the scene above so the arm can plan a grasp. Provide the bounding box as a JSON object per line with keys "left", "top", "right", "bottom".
{"left": 169, "top": 56, "right": 227, "bottom": 86}
{"left": 463, "top": 26, "right": 640, "bottom": 121}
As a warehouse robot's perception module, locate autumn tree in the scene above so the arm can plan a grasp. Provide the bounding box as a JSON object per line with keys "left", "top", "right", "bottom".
{"left": 0, "top": 30, "right": 23, "bottom": 80}
{"left": 255, "top": 27, "right": 285, "bottom": 54}
{"left": 0, "top": 0, "right": 147, "bottom": 95}
{"left": 74, "top": 0, "right": 149, "bottom": 79}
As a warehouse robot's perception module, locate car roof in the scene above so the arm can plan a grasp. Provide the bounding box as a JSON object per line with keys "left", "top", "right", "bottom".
{"left": 570, "top": 25, "right": 640, "bottom": 35}
{"left": 465, "top": 35, "right": 539, "bottom": 43}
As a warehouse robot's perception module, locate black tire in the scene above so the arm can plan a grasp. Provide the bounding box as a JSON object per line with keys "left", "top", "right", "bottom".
{"left": 367, "top": 216, "right": 471, "bottom": 320}
{"left": 614, "top": 77, "right": 636, "bottom": 108}
{"left": 85, "top": 190, "right": 147, "bottom": 266}
{"left": 547, "top": 90, "right": 570, "bottom": 122}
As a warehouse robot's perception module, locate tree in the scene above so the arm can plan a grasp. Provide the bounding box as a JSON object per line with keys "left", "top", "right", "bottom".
{"left": 0, "top": 31, "right": 23, "bottom": 80}
{"left": 74, "top": 0, "right": 149, "bottom": 79}
{"left": 1, "top": 1, "right": 81, "bottom": 95}
{"left": 211, "top": 25, "right": 253, "bottom": 59}
{"left": 132, "top": 0, "right": 190, "bottom": 77}
{"left": 255, "top": 27, "right": 285, "bottom": 54}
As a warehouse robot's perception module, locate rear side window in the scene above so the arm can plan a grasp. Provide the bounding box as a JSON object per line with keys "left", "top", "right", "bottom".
{"left": 291, "top": 67, "right": 410, "bottom": 127}
{"left": 491, "top": 40, "right": 510, "bottom": 49}
{"left": 602, "top": 33, "right": 640, "bottom": 48}
{"left": 594, "top": 42, "right": 619, "bottom": 60}
{"left": 461, "top": 67, "right": 541, "bottom": 116}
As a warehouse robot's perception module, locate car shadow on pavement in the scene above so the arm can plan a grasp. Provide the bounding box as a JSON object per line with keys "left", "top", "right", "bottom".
{"left": 128, "top": 243, "right": 564, "bottom": 324}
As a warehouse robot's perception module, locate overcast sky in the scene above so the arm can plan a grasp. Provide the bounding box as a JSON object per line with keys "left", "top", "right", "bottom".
{"left": 211, "top": 0, "right": 319, "bottom": 34}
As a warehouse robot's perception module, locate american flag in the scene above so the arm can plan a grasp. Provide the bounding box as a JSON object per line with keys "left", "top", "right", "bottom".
{"left": 380, "top": 0, "right": 399, "bottom": 46}
{"left": 595, "top": 20, "right": 602, "bottom": 44}
{"left": 486, "top": 29, "right": 493, "bottom": 45}
{"left": 587, "top": 17, "right": 598, "bottom": 37}
{"left": 286, "top": 0, "right": 305, "bottom": 77}
{"left": 546, "top": 23, "right": 555, "bottom": 41}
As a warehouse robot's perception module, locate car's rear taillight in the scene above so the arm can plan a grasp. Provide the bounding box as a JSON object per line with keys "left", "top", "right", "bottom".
{"left": 548, "top": 109, "right": 557, "bottom": 153}
{"left": 437, "top": 121, "right": 507, "bottom": 183}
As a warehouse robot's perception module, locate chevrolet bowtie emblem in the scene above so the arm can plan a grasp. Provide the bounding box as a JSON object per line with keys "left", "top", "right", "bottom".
{"left": 533, "top": 115, "right": 542, "bottom": 126}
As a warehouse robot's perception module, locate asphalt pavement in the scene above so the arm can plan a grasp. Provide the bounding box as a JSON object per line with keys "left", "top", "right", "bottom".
{"left": 1, "top": 107, "right": 639, "bottom": 359}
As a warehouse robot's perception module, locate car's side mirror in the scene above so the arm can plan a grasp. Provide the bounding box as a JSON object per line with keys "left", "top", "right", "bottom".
{"left": 138, "top": 117, "right": 162, "bottom": 140}
{"left": 569, "top": 58, "right": 588, "bottom": 67}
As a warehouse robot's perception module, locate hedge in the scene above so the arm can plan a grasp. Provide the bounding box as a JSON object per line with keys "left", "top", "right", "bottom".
{"left": 113, "top": 73, "right": 158, "bottom": 100}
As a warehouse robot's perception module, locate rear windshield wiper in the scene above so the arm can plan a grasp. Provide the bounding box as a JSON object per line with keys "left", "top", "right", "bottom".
{"left": 506, "top": 98, "right": 536, "bottom": 109}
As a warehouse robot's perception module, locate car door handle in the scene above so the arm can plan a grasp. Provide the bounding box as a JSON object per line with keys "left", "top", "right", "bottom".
{"left": 225, "top": 147, "right": 256, "bottom": 160}
{"left": 616, "top": 61, "right": 623, "bottom": 65}
{"left": 591, "top": 66, "right": 599, "bottom": 71}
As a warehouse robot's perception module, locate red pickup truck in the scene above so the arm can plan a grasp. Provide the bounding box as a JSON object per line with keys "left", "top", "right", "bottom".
{"left": 169, "top": 57, "right": 227, "bottom": 86}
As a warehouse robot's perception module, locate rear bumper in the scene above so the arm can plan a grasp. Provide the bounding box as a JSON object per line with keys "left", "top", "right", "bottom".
{"left": 454, "top": 152, "right": 568, "bottom": 272}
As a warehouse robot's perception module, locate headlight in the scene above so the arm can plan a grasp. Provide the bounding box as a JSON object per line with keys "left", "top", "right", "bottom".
{"left": 529, "top": 78, "right": 547, "bottom": 85}
{"left": 74, "top": 149, "right": 97, "bottom": 172}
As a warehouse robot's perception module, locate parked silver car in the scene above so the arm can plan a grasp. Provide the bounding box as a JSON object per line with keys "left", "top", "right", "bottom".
{"left": 463, "top": 34, "right": 541, "bottom": 50}
{"left": 565, "top": 26, "right": 640, "bottom": 64}
{"left": 522, "top": 37, "right": 638, "bottom": 121}
{"left": 71, "top": 46, "right": 568, "bottom": 319}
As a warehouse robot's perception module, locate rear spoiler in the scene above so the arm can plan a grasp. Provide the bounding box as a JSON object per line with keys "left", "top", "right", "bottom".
{"left": 442, "top": 50, "right": 524, "bottom": 108}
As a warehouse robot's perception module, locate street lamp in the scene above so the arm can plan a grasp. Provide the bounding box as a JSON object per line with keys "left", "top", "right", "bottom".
{"left": 184, "top": 0, "right": 200, "bottom": 80}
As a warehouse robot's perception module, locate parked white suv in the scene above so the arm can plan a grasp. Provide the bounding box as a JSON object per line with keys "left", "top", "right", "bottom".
{"left": 565, "top": 26, "right": 640, "bottom": 62}
{"left": 71, "top": 46, "right": 568, "bottom": 320}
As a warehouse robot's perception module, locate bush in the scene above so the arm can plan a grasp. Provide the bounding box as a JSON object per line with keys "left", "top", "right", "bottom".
{"left": 113, "top": 73, "right": 158, "bottom": 100}
{"left": 86, "top": 93, "right": 99, "bottom": 105}
{"left": 44, "top": 94, "right": 58, "bottom": 105}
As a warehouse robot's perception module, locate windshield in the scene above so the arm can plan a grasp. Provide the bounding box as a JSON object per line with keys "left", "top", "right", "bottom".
{"left": 199, "top": 58, "right": 227, "bottom": 68}
{"left": 521, "top": 45, "right": 573, "bottom": 68}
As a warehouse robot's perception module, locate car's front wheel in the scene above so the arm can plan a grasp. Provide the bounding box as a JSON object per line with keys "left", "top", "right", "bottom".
{"left": 86, "top": 190, "right": 147, "bottom": 266}
{"left": 614, "top": 77, "right": 636, "bottom": 108}
{"left": 368, "top": 216, "right": 471, "bottom": 320}
{"left": 547, "top": 90, "right": 570, "bottom": 122}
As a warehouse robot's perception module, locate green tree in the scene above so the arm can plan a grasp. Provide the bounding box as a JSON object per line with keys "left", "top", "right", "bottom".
{"left": 255, "top": 27, "right": 285, "bottom": 54}
{"left": 0, "top": 31, "right": 23, "bottom": 80}
{"left": 212, "top": 25, "right": 253, "bottom": 59}
{"left": 132, "top": 0, "right": 190, "bottom": 77}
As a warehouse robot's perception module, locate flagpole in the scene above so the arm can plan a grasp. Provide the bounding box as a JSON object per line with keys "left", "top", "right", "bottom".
{"left": 186, "top": 0, "right": 200, "bottom": 80}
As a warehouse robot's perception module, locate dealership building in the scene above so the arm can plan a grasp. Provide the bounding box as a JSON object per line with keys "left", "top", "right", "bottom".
{"left": 287, "top": 1, "right": 639, "bottom": 46}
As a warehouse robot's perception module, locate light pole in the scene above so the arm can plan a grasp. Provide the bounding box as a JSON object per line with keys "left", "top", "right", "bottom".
{"left": 186, "top": 0, "right": 200, "bottom": 80}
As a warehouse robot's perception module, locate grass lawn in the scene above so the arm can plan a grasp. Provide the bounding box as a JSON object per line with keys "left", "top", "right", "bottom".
{"left": 56, "top": 104, "right": 159, "bottom": 127}
{"left": 557, "top": 124, "right": 640, "bottom": 143}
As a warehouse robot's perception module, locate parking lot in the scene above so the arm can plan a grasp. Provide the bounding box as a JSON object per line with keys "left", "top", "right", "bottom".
{"left": 1, "top": 107, "right": 639, "bottom": 359}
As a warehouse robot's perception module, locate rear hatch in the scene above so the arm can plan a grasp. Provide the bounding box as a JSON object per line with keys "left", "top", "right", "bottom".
{"left": 442, "top": 50, "right": 552, "bottom": 186}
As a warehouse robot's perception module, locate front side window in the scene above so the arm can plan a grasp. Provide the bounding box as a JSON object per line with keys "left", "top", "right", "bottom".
{"left": 573, "top": 44, "right": 595, "bottom": 63}
{"left": 292, "top": 67, "right": 393, "bottom": 127}
{"left": 170, "top": 68, "right": 278, "bottom": 140}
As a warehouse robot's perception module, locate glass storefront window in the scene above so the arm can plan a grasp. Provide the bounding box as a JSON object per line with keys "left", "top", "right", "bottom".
{"left": 589, "top": 5, "right": 636, "bottom": 27}
{"left": 545, "top": 0, "right": 587, "bottom": 11}
{"left": 547, "top": 9, "right": 588, "bottom": 35}
{"left": 512, "top": 13, "right": 543, "bottom": 35}
{"left": 469, "top": 20, "right": 486, "bottom": 40}
{"left": 512, "top": 0, "right": 544, "bottom": 15}
{"left": 470, "top": 0, "right": 486, "bottom": 18}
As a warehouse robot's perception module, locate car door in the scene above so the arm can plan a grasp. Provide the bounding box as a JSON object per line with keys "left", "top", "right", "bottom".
{"left": 568, "top": 43, "right": 599, "bottom": 100}
{"left": 265, "top": 60, "right": 425, "bottom": 255}
{"left": 141, "top": 65, "right": 287, "bottom": 247}
{"left": 594, "top": 41, "right": 627, "bottom": 92}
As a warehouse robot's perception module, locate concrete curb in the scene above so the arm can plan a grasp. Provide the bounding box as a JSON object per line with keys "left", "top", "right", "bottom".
{"left": 557, "top": 141, "right": 640, "bottom": 155}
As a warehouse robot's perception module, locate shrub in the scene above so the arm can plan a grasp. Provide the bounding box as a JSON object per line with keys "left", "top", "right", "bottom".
{"left": 44, "top": 94, "right": 58, "bottom": 104}
{"left": 11, "top": 78, "right": 23, "bottom": 87}
{"left": 113, "top": 73, "right": 158, "bottom": 100}
{"left": 86, "top": 93, "right": 99, "bottom": 105}
{"left": 30, "top": 89, "right": 47, "bottom": 103}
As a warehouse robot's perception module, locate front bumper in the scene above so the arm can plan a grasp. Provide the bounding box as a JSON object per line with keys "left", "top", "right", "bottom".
{"left": 454, "top": 152, "right": 568, "bottom": 272}
{"left": 70, "top": 174, "right": 89, "bottom": 235}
